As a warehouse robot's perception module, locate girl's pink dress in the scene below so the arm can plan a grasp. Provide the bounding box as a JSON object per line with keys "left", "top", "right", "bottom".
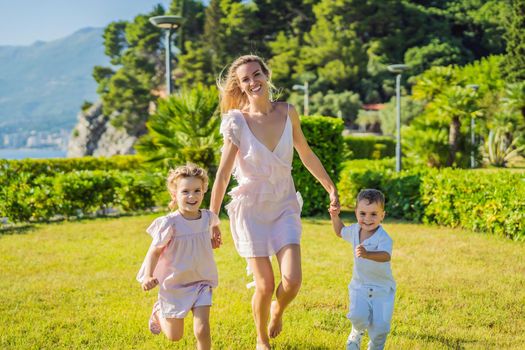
{"left": 220, "top": 107, "right": 302, "bottom": 258}
{"left": 137, "top": 210, "right": 219, "bottom": 318}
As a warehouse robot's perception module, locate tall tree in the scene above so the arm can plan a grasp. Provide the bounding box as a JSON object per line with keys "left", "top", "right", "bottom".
{"left": 93, "top": 5, "right": 165, "bottom": 133}
{"left": 169, "top": 0, "right": 206, "bottom": 55}
{"left": 177, "top": 0, "right": 257, "bottom": 88}
{"left": 501, "top": 0, "right": 525, "bottom": 83}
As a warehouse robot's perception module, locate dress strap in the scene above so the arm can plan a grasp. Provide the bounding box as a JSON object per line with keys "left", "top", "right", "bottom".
{"left": 287, "top": 103, "right": 289, "bottom": 116}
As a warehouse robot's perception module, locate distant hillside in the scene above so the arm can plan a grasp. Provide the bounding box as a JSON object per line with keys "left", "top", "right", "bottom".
{"left": 0, "top": 27, "right": 109, "bottom": 132}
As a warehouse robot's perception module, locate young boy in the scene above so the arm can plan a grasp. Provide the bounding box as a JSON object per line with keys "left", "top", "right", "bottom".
{"left": 329, "top": 189, "right": 395, "bottom": 350}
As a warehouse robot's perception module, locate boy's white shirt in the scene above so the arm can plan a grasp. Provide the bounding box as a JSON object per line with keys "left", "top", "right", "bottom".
{"left": 341, "top": 223, "right": 396, "bottom": 292}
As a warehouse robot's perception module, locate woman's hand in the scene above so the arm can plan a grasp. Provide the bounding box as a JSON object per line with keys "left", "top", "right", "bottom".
{"left": 329, "top": 191, "right": 340, "bottom": 213}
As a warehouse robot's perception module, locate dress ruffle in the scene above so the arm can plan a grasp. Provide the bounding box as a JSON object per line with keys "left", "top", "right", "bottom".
{"left": 219, "top": 111, "right": 242, "bottom": 147}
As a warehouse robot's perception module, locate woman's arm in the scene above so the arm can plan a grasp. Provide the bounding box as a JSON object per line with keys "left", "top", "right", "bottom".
{"left": 209, "top": 138, "right": 238, "bottom": 214}
{"left": 289, "top": 104, "right": 340, "bottom": 209}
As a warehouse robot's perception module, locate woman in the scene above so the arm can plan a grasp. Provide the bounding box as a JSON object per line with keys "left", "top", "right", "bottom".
{"left": 210, "top": 55, "right": 339, "bottom": 350}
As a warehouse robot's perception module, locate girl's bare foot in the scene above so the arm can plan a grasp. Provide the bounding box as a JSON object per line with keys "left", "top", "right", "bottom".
{"left": 268, "top": 301, "right": 283, "bottom": 338}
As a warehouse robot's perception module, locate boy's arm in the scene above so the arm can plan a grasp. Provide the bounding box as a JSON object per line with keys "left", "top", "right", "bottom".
{"left": 141, "top": 245, "right": 164, "bottom": 291}
{"left": 329, "top": 211, "right": 344, "bottom": 237}
{"left": 355, "top": 245, "right": 391, "bottom": 262}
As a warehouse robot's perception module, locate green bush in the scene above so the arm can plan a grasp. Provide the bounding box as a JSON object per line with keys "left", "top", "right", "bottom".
{"left": 0, "top": 168, "right": 165, "bottom": 223}
{"left": 292, "top": 115, "right": 345, "bottom": 215}
{"left": 336, "top": 159, "right": 424, "bottom": 220}
{"left": 0, "top": 155, "right": 143, "bottom": 180}
{"left": 422, "top": 169, "right": 525, "bottom": 240}
{"left": 54, "top": 171, "right": 121, "bottom": 218}
{"left": 337, "top": 160, "right": 525, "bottom": 240}
{"left": 116, "top": 172, "right": 161, "bottom": 212}
{"left": 343, "top": 135, "right": 395, "bottom": 159}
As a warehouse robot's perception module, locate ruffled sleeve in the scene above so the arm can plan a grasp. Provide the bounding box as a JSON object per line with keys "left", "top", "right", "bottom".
{"left": 220, "top": 110, "right": 242, "bottom": 147}
{"left": 146, "top": 216, "right": 174, "bottom": 247}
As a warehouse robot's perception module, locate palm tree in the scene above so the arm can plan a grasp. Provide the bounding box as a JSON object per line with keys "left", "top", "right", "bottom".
{"left": 135, "top": 84, "right": 221, "bottom": 172}
{"left": 483, "top": 128, "right": 525, "bottom": 167}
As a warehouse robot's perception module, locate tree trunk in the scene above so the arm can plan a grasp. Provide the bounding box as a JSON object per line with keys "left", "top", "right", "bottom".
{"left": 447, "top": 116, "right": 460, "bottom": 166}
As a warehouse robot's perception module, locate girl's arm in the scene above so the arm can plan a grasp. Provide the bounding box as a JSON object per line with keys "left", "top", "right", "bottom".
{"left": 210, "top": 138, "right": 238, "bottom": 214}
{"left": 141, "top": 245, "right": 164, "bottom": 291}
{"left": 289, "top": 105, "right": 340, "bottom": 210}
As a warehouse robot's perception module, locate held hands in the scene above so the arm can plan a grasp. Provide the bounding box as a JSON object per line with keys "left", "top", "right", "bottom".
{"left": 329, "top": 191, "right": 340, "bottom": 213}
{"left": 142, "top": 276, "right": 159, "bottom": 291}
{"left": 211, "top": 225, "right": 222, "bottom": 249}
{"left": 356, "top": 244, "right": 368, "bottom": 259}
{"left": 328, "top": 206, "right": 340, "bottom": 216}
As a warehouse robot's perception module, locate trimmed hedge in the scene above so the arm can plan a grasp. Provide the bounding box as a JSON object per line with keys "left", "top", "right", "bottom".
{"left": 293, "top": 115, "right": 345, "bottom": 215}
{"left": 343, "top": 135, "right": 395, "bottom": 160}
{"left": 0, "top": 170, "right": 164, "bottom": 223}
{"left": 0, "top": 155, "right": 164, "bottom": 223}
{"left": 337, "top": 160, "right": 525, "bottom": 240}
{"left": 421, "top": 169, "right": 525, "bottom": 240}
{"left": 337, "top": 159, "right": 424, "bottom": 221}
{"left": 0, "top": 155, "right": 143, "bottom": 180}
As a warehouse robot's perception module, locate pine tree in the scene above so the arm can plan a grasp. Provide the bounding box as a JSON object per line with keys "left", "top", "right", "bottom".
{"left": 502, "top": 0, "right": 525, "bottom": 83}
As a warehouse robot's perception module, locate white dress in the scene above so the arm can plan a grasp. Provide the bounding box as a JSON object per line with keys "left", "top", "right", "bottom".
{"left": 137, "top": 210, "right": 219, "bottom": 318}
{"left": 220, "top": 107, "right": 302, "bottom": 258}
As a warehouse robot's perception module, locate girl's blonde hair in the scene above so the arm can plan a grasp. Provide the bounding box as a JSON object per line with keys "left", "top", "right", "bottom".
{"left": 217, "top": 55, "right": 276, "bottom": 113}
{"left": 167, "top": 163, "right": 209, "bottom": 210}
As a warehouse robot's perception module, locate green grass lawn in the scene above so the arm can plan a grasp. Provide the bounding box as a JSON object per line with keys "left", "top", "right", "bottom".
{"left": 1, "top": 213, "right": 524, "bottom": 349}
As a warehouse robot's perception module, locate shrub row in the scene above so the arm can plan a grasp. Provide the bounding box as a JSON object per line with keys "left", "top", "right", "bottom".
{"left": 1, "top": 170, "right": 165, "bottom": 223}
{"left": 337, "top": 160, "right": 525, "bottom": 240}
{"left": 0, "top": 155, "right": 143, "bottom": 180}
{"left": 293, "top": 115, "right": 345, "bottom": 215}
{"left": 421, "top": 169, "right": 525, "bottom": 240}
{"left": 343, "top": 135, "right": 395, "bottom": 160}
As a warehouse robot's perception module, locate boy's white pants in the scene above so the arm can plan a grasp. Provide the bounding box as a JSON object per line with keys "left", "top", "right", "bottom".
{"left": 347, "top": 285, "right": 395, "bottom": 350}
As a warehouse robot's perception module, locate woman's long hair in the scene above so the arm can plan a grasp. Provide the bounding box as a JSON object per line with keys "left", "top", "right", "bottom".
{"left": 217, "top": 55, "right": 276, "bottom": 114}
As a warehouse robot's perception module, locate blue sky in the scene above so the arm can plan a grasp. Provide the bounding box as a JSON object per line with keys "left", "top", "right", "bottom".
{"left": 0, "top": 0, "right": 172, "bottom": 46}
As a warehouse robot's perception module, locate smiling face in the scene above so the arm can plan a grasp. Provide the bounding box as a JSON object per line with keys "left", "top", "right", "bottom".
{"left": 355, "top": 199, "right": 385, "bottom": 235}
{"left": 172, "top": 176, "right": 204, "bottom": 217}
{"left": 236, "top": 61, "right": 269, "bottom": 100}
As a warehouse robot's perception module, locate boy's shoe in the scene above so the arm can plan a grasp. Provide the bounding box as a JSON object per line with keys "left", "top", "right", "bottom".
{"left": 149, "top": 301, "right": 161, "bottom": 335}
{"left": 346, "top": 327, "right": 364, "bottom": 350}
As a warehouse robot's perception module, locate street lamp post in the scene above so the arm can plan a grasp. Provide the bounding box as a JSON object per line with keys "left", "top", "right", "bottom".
{"left": 149, "top": 15, "right": 183, "bottom": 95}
{"left": 387, "top": 64, "right": 409, "bottom": 172}
{"left": 292, "top": 81, "right": 309, "bottom": 116}
{"left": 467, "top": 84, "right": 479, "bottom": 168}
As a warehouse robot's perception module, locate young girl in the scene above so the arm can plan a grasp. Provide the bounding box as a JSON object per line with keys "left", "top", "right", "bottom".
{"left": 210, "top": 54, "right": 339, "bottom": 350}
{"left": 137, "top": 164, "right": 221, "bottom": 350}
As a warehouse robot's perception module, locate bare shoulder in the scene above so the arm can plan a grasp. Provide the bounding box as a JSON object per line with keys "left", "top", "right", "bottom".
{"left": 272, "top": 101, "right": 296, "bottom": 115}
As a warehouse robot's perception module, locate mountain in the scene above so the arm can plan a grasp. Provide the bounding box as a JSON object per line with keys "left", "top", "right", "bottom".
{"left": 0, "top": 27, "right": 109, "bottom": 132}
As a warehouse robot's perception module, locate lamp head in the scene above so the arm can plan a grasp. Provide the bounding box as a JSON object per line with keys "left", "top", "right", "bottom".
{"left": 149, "top": 15, "right": 183, "bottom": 30}
{"left": 387, "top": 64, "right": 409, "bottom": 74}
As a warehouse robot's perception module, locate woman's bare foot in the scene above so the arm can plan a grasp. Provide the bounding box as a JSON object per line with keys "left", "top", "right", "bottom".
{"left": 256, "top": 341, "right": 271, "bottom": 350}
{"left": 268, "top": 300, "right": 283, "bottom": 338}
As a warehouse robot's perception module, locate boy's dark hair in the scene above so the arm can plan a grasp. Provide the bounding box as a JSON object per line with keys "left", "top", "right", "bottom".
{"left": 356, "top": 189, "right": 385, "bottom": 208}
